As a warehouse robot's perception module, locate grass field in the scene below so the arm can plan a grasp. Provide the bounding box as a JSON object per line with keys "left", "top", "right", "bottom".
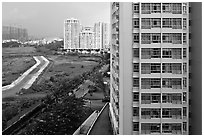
{"left": 2, "top": 47, "right": 37, "bottom": 86}
{"left": 41, "top": 55, "right": 99, "bottom": 82}
{"left": 2, "top": 47, "right": 36, "bottom": 56}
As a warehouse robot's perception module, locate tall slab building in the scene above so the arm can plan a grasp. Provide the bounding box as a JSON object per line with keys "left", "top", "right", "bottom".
{"left": 110, "top": 2, "right": 201, "bottom": 135}
{"left": 64, "top": 18, "right": 80, "bottom": 49}
{"left": 79, "top": 27, "right": 95, "bottom": 49}
{"left": 94, "top": 22, "right": 109, "bottom": 50}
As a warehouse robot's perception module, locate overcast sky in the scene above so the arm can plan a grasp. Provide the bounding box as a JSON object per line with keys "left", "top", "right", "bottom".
{"left": 2, "top": 2, "right": 110, "bottom": 38}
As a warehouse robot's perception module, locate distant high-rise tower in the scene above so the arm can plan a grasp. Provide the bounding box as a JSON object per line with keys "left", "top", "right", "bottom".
{"left": 94, "top": 22, "right": 109, "bottom": 50}
{"left": 79, "top": 27, "right": 95, "bottom": 49}
{"left": 64, "top": 18, "right": 80, "bottom": 49}
{"left": 2, "top": 26, "right": 28, "bottom": 41}
{"left": 109, "top": 2, "right": 200, "bottom": 135}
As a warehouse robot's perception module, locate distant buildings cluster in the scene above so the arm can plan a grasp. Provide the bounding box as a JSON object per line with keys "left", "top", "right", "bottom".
{"left": 2, "top": 37, "right": 63, "bottom": 46}
{"left": 2, "top": 26, "right": 28, "bottom": 42}
{"left": 64, "top": 18, "right": 109, "bottom": 52}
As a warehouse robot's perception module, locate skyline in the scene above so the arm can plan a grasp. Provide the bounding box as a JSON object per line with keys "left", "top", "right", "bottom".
{"left": 2, "top": 2, "right": 110, "bottom": 38}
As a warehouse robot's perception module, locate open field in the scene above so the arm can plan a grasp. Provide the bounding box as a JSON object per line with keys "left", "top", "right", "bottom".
{"left": 2, "top": 47, "right": 36, "bottom": 55}
{"left": 41, "top": 55, "right": 100, "bottom": 82}
{"left": 2, "top": 47, "right": 37, "bottom": 86}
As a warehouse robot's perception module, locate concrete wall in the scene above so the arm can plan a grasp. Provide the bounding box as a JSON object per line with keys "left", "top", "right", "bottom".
{"left": 119, "top": 2, "right": 133, "bottom": 135}
{"left": 189, "top": 2, "right": 202, "bottom": 135}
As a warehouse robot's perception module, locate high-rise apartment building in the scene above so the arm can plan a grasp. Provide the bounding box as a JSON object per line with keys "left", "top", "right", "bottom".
{"left": 109, "top": 2, "right": 201, "bottom": 135}
{"left": 2, "top": 26, "right": 28, "bottom": 41}
{"left": 79, "top": 27, "right": 95, "bottom": 49}
{"left": 94, "top": 22, "right": 109, "bottom": 50}
{"left": 64, "top": 18, "right": 81, "bottom": 50}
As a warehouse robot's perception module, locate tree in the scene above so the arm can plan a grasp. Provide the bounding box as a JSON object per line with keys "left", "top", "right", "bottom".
{"left": 23, "top": 96, "right": 89, "bottom": 135}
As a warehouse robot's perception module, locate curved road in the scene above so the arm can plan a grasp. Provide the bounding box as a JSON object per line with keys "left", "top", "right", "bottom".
{"left": 2, "top": 56, "right": 49, "bottom": 98}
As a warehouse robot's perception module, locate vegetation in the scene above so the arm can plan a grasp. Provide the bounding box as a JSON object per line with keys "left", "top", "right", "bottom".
{"left": 35, "top": 41, "right": 63, "bottom": 54}
{"left": 2, "top": 42, "right": 21, "bottom": 48}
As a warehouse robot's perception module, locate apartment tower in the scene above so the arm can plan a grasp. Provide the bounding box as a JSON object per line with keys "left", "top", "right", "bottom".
{"left": 94, "top": 22, "right": 109, "bottom": 50}
{"left": 79, "top": 27, "right": 95, "bottom": 50}
{"left": 64, "top": 18, "right": 80, "bottom": 50}
{"left": 109, "top": 2, "right": 199, "bottom": 135}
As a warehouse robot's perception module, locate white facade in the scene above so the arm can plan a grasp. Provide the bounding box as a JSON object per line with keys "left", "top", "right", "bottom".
{"left": 79, "top": 27, "right": 95, "bottom": 49}
{"left": 64, "top": 18, "right": 80, "bottom": 49}
{"left": 94, "top": 22, "right": 109, "bottom": 50}
{"left": 110, "top": 2, "right": 189, "bottom": 135}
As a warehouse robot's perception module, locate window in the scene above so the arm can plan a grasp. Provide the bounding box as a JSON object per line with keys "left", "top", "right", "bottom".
{"left": 183, "top": 77, "right": 187, "bottom": 88}
{"left": 133, "top": 18, "right": 139, "bottom": 28}
{"left": 141, "top": 108, "right": 160, "bottom": 119}
{"left": 152, "top": 18, "right": 161, "bottom": 28}
{"left": 162, "top": 3, "right": 172, "bottom": 13}
{"left": 172, "top": 93, "right": 182, "bottom": 104}
{"left": 152, "top": 3, "right": 161, "bottom": 13}
{"left": 162, "top": 33, "right": 172, "bottom": 43}
{"left": 172, "top": 78, "right": 182, "bottom": 89}
{"left": 162, "top": 63, "right": 172, "bottom": 73}
{"left": 172, "top": 63, "right": 182, "bottom": 74}
{"left": 183, "top": 122, "right": 187, "bottom": 132}
{"left": 183, "top": 92, "right": 187, "bottom": 102}
{"left": 141, "top": 108, "right": 151, "bottom": 119}
{"left": 163, "top": 18, "right": 172, "bottom": 28}
{"left": 183, "top": 48, "right": 187, "bottom": 58}
{"left": 141, "top": 48, "right": 161, "bottom": 59}
{"left": 133, "top": 3, "right": 139, "bottom": 13}
{"left": 141, "top": 123, "right": 154, "bottom": 134}
{"left": 152, "top": 48, "right": 161, "bottom": 58}
{"left": 162, "top": 123, "right": 172, "bottom": 133}
{"left": 172, "top": 3, "right": 182, "bottom": 14}
{"left": 133, "top": 122, "right": 139, "bottom": 131}
{"left": 183, "top": 107, "right": 187, "bottom": 117}
{"left": 162, "top": 93, "right": 172, "bottom": 103}
{"left": 172, "top": 18, "right": 182, "bottom": 29}
{"left": 183, "top": 18, "right": 187, "bottom": 29}
{"left": 133, "top": 63, "right": 139, "bottom": 72}
{"left": 151, "top": 63, "right": 161, "bottom": 73}
{"left": 141, "top": 33, "right": 151, "bottom": 44}
{"left": 172, "top": 33, "right": 182, "bottom": 44}
{"left": 141, "top": 63, "right": 150, "bottom": 74}
{"left": 141, "top": 78, "right": 161, "bottom": 89}
{"left": 141, "top": 3, "right": 151, "bottom": 14}
{"left": 133, "top": 92, "right": 139, "bottom": 102}
{"left": 133, "top": 107, "right": 139, "bottom": 116}
{"left": 162, "top": 48, "right": 172, "bottom": 58}
{"left": 183, "top": 33, "right": 187, "bottom": 44}
{"left": 183, "top": 3, "right": 187, "bottom": 14}
{"left": 133, "top": 78, "right": 139, "bottom": 87}
{"left": 141, "top": 48, "right": 151, "bottom": 59}
{"left": 151, "top": 94, "right": 161, "bottom": 103}
{"left": 133, "top": 33, "right": 139, "bottom": 43}
{"left": 162, "top": 93, "right": 182, "bottom": 104}
{"left": 172, "top": 123, "right": 182, "bottom": 133}
{"left": 141, "top": 18, "right": 151, "bottom": 29}
{"left": 162, "top": 78, "right": 182, "bottom": 89}
{"left": 171, "top": 108, "right": 182, "bottom": 119}
{"left": 141, "top": 78, "right": 151, "bottom": 89}
{"left": 151, "top": 78, "right": 161, "bottom": 88}
{"left": 162, "top": 108, "right": 171, "bottom": 118}
{"left": 141, "top": 93, "right": 151, "bottom": 104}
{"left": 172, "top": 48, "right": 182, "bottom": 59}
{"left": 152, "top": 33, "right": 161, "bottom": 43}
{"left": 183, "top": 63, "right": 187, "bottom": 73}
{"left": 133, "top": 48, "right": 139, "bottom": 58}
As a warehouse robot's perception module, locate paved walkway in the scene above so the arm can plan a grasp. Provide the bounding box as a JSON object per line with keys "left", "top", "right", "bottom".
{"left": 2, "top": 56, "right": 49, "bottom": 98}
{"left": 89, "top": 104, "right": 113, "bottom": 135}
{"left": 2, "top": 56, "right": 40, "bottom": 91}
{"left": 74, "top": 80, "right": 94, "bottom": 98}
{"left": 73, "top": 111, "right": 99, "bottom": 135}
